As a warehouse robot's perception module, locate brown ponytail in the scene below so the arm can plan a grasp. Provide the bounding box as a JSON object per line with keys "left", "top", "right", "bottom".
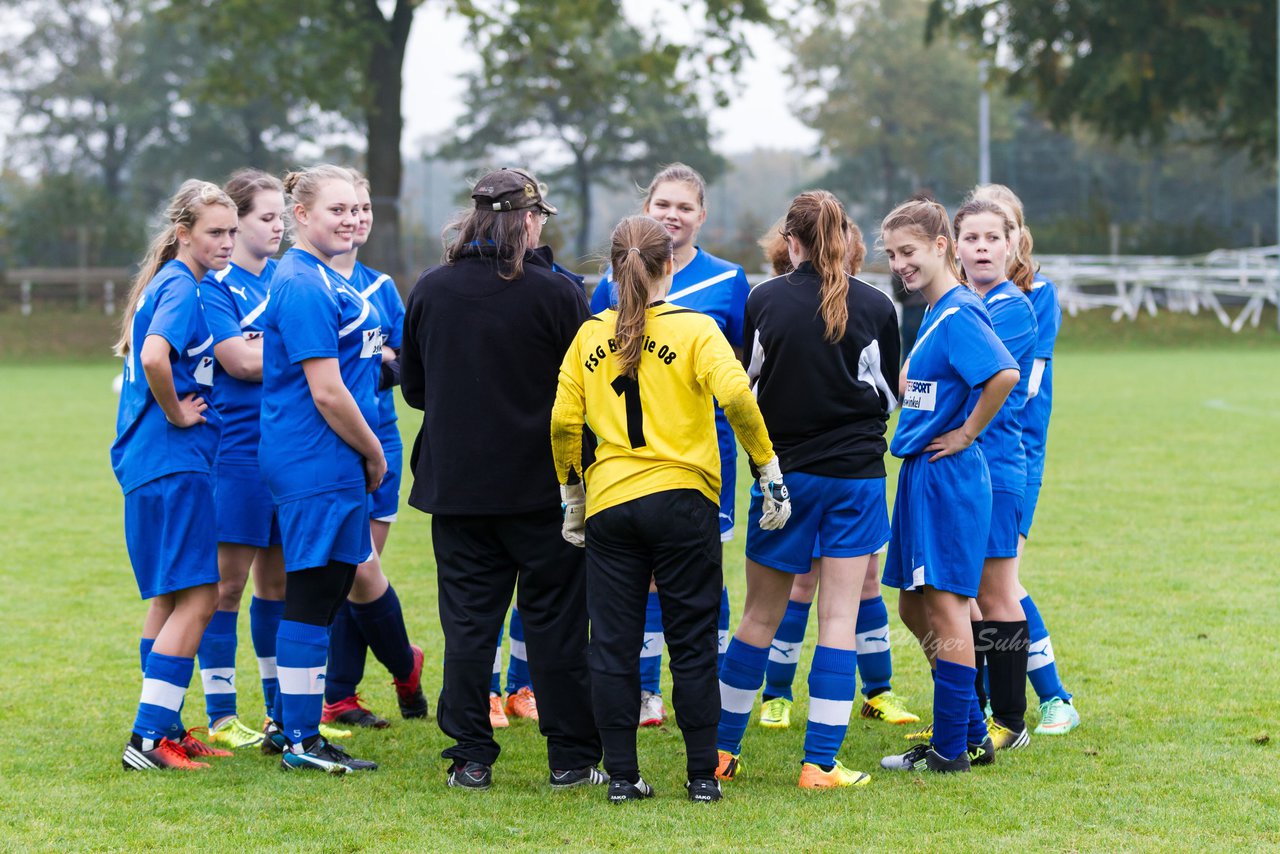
{"left": 784, "top": 190, "right": 851, "bottom": 343}
{"left": 609, "top": 216, "right": 673, "bottom": 378}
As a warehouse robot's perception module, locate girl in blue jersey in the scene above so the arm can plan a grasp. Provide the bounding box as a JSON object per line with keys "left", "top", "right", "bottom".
{"left": 113, "top": 180, "right": 238, "bottom": 771}
{"left": 952, "top": 199, "right": 1038, "bottom": 751}
{"left": 752, "top": 218, "right": 921, "bottom": 732}
{"left": 258, "top": 164, "right": 385, "bottom": 774}
{"left": 715, "top": 192, "right": 897, "bottom": 790}
{"left": 971, "top": 183, "right": 1079, "bottom": 735}
{"left": 590, "top": 163, "right": 749, "bottom": 727}
{"left": 877, "top": 198, "right": 1019, "bottom": 774}
{"left": 194, "top": 169, "right": 287, "bottom": 750}
{"left": 322, "top": 168, "right": 427, "bottom": 730}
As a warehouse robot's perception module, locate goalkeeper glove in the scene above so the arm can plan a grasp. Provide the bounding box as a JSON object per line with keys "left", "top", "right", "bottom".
{"left": 560, "top": 483, "right": 586, "bottom": 547}
{"left": 756, "top": 456, "right": 791, "bottom": 531}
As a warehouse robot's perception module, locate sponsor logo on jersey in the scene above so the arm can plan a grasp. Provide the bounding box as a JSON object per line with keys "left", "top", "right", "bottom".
{"left": 195, "top": 356, "right": 215, "bottom": 387}
{"left": 902, "top": 379, "right": 936, "bottom": 411}
{"left": 360, "top": 327, "right": 383, "bottom": 359}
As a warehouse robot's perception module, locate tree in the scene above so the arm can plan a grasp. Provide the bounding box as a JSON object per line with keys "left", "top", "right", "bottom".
{"left": 789, "top": 0, "right": 1007, "bottom": 213}
{"left": 442, "top": 0, "right": 727, "bottom": 261}
{"left": 928, "top": 0, "right": 1278, "bottom": 161}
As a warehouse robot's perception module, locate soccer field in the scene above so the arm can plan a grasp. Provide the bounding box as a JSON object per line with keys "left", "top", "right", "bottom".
{"left": 1, "top": 344, "right": 1277, "bottom": 852}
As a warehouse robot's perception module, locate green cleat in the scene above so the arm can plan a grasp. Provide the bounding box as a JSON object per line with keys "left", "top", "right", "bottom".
{"left": 208, "top": 716, "right": 265, "bottom": 749}
{"left": 1034, "top": 697, "right": 1081, "bottom": 736}
{"left": 758, "top": 696, "right": 792, "bottom": 729}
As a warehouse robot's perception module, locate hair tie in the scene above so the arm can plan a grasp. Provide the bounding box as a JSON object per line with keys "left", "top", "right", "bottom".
{"left": 626, "top": 247, "right": 641, "bottom": 255}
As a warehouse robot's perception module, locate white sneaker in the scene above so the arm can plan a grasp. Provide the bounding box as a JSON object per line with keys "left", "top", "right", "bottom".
{"left": 639, "top": 690, "right": 666, "bottom": 727}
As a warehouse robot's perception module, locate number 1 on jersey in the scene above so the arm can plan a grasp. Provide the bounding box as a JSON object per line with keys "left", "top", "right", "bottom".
{"left": 610, "top": 374, "right": 646, "bottom": 449}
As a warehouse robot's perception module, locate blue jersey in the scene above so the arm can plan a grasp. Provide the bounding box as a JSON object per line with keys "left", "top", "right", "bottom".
{"left": 890, "top": 285, "right": 1016, "bottom": 459}
{"left": 973, "top": 281, "right": 1037, "bottom": 493}
{"left": 111, "top": 259, "right": 222, "bottom": 493}
{"left": 350, "top": 262, "right": 404, "bottom": 448}
{"left": 1023, "top": 274, "right": 1061, "bottom": 483}
{"left": 199, "top": 259, "right": 276, "bottom": 463}
{"left": 259, "top": 248, "right": 383, "bottom": 504}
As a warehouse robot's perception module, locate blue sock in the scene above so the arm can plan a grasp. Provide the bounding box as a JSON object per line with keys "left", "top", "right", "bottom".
{"left": 491, "top": 621, "right": 503, "bottom": 695}
{"left": 640, "top": 591, "right": 663, "bottom": 694}
{"left": 934, "top": 659, "right": 976, "bottom": 761}
{"left": 133, "top": 652, "right": 193, "bottom": 742}
{"left": 716, "top": 638, "right": 768, "bottom": 754}
{"left": 763, "top": 599, "right": 810, "bottom": 702}
{"left": 139, "top": 637, "right": 155, "bottom": 674}
{"left": 349, "top": 585, "right": 414, "bottom": 681}
{"left": 276, "top": 620, "right": 328, "bottom": 745}
{"left": 505, "top": 608, "right": 531, "bottom": 693}
{"left": 1021, "top": 594, "right": 1071, "bottom": 702}
{"left": 968, "top": 685, "right": 989, "bottom": 744}
{"left": 803, "top": 645, "right": 858, "bottom": 767}
{"left": 717, "top": 586, "right": 731, "bottom": 672}
{"left": 250, "top": 596, "right": 284, "bottom": 720}
{"left": 854, "top": 595, "right": 892, "bottom": 696}
{"left": 197, "top": 609, "right": 240, "bottom": 726}
{"left": 324, "top": 602, "right": 365, "bottom": 703}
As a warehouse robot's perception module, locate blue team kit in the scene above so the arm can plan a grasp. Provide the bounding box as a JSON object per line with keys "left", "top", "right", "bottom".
{"left": 1021, "top": 275, "right": 1062, "bottom": 536}
{"left": 349, "top": 261, "right": 405, "bottom": 521}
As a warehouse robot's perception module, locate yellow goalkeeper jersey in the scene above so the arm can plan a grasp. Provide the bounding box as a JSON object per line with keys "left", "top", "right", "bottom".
{"left": 552, "top": 302, "right": 775, "bottom": 519}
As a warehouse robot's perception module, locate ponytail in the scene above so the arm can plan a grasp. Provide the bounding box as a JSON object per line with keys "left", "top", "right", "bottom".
{"left": 784, "top": 190, "right": 851, "bottom": 342}
{"left": 609, "top": 216, "right": 673, "bottom": 378}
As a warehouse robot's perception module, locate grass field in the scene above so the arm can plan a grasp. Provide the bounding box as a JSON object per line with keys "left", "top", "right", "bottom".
{"left": 1, "top": 319, "right": 1278, "bottom": 851}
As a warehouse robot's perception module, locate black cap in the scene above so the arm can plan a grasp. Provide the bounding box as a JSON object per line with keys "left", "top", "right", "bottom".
{"left": 471, "top": 168, "right": 557, "bottom": 215}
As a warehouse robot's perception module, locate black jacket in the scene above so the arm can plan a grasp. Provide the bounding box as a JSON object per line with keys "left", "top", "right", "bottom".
{"left": 400, "top": 245, "right": 590, "bottom": 514}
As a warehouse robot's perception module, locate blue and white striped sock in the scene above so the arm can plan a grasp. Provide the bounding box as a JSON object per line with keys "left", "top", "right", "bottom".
{"left": 803, "top": 645, "right": 857, "bottom": 767}
{"left": 640, "top": 592, "right": 663, "bottom": 694}
{"left": 491, "top": 620, "right": 503, "bottom": 695}
{"left": 855, "top": 595, "right": 893, "bottom": 696}
{"left": 276, "top": 620, "right": 328, "bottom": 746}
{"left": 717, "top": 587, "right": 731, "bottom": 672}
{"left": 505, "top": 608, "right": 531, "bottom": 693}
{"left": 198, "top": 609, "right": 239, "bottom": 726}
{"left": 1022, "top": 594, "right": 1071, "bottom": 702}
{"left": 133, "top": 652, "right": 193, "bottom": 742}
{"left": 249, "top": 596, "right": 284, "bottom": 720}
{"left": 763, "top": 599, "right": 810, "bottom": 702}
{"left": 933, "top": 659, "right": 975, "bottom": 761}
{"left": 716, "top": 638, "right": 768, "bottom": 755}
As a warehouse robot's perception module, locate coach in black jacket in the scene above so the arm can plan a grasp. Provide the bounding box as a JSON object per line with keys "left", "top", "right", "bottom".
{"left": 400, "top": 168, "right": 603, "bottom": 790}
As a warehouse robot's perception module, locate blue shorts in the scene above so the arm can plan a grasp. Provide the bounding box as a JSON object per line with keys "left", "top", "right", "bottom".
{"left": 717, "top": 420, "right": 737, "bottom": 542}
{"left": 986, "top": 490, "right": 1023, "bottom": 558}
{"left": 214, "top": 460, "right": 280, "bottom": 547}
{"left": 369, "top": 444, "right": 402, "bottom": 522}
{"left": 277, "top": 487, "right": 372, "bottom": 573}
{"left": 124, "top": 472, "right": 220, "bottom": 599}
{"left": 1020, "top": 479, "right": 1042, "bottom": 539}
{"left": 883, "top": 447, "right": 991, "bottom": 598}
{"left": 745, "top": 472, "right": 889, "bottom": 574}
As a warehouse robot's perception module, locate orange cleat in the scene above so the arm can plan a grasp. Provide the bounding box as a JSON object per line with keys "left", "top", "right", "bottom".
{"left": 489, "top": 694, "right": 510, "bottom": 729}
{"left": 123, "top": 737, "right": 211, "bottom": 771}
{"left": 504, "top": 686, "right": 539, "bottom": 721}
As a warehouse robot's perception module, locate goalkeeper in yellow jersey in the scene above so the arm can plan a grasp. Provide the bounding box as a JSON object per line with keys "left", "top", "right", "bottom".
{"left": 551, "top": 215, "right": 791, "bottom": 805}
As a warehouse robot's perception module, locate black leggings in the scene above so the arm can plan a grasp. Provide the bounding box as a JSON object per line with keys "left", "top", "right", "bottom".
{"left": 283, "top": 560, "right": 357, "bottom": 627}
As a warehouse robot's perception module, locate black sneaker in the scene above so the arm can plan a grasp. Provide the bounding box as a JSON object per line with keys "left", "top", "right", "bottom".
{"left": 550, "top": 766, "right": 609, "bottom": 789}
{"left": 447, "top": 760, "right": 492, "bottom": 790}
{"left": 261, "top": 720, "right": 287, "bottom": 756}
{"left": 968, "top": 735, "right": 996, "bottom": 767}
{"left": 607, "top": 776, "right": 655, "bottom": 803}
{"left": 924, "top": 746, "right": 971, "bottom": 773}
{"left": 280, "top": 738, "right": 378, "bottom": 774}
{"left": 880, "top": 743, "right": 930, "bottom": 771}
{"left": 686, "top": 777, "right": 722, "bottom": 803}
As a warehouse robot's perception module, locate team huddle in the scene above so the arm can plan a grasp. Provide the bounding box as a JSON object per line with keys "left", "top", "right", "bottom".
{"left": 110, "top": 159, "right": 1079, "bottom": 804}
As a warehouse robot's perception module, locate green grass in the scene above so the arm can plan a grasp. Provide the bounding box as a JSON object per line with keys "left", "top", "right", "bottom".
{"left": 2, "top": 339, "right": 1279, "bottom": 851}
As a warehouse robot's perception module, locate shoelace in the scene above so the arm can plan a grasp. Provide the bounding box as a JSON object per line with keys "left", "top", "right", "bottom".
{"left": 158, "top": 738, "right": 199, "bottom": 766}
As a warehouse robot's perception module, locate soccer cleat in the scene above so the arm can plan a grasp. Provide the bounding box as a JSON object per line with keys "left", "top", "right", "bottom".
{"left": 489, "top": 694, "right": 510, "bottom": 729}
{"left": 178, "top": 728, "right": 233, "bottom": 759}
{"left": 639, "top": 690, "right": 666, "bottom": 727}
{"left": 1034, "top": 697, "right": 1081, "bottom": 736}
{"left": 280, "top": 738, "right": 377, "bottom": 774}
{"left": 989, "top": 720, "right": 1031, "bottom": 751}
{"left": 758, "top": 696, "right": 792, "bottom": 729}
{"left": 261, "top": 719, "right": 287, "bottom": 755}
{"left": 122, "top": 736, "right": 209, "bottom": 771}
{"left": 607, "top": 776, "right": 654, "bottom": 803}
{"left": 968, "top": 735, "right": 996, "bottom": 766}
{"left": 550, "top": 766, "right": 609, "bottom": 789}
{"left": 714, "top": 750, "right": 740, "bottom": 781}
{"left": 322, "top": 694, "right": 390, "bottom": 729}
{"left": 686, "top": 778, "right": 722, "bottom": 802}
{"left": 319, "top": 722, "right": 353, "bottom": 740}
{"left": 208, "top": 716, "right": 265, "bottom": 749}
{"left": 504, "top": 686, "right": 539, "bottom": 721}
{"left": 393, "top": 644, "right": 429, "bottom": 719}
{"left": 447, "top": 760, "right": 492, "bottom": 790}
{"left": 881, "top": 743, "right": 970, "bottom": 773}
{"left": 860, "top": 691, "right": 921, "bottom": 725}
{"left": 798, "top": 759, "right": 872, "bottom": 789}
{"left": 904, "top": 722, "right": 933, "bottom": 741}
